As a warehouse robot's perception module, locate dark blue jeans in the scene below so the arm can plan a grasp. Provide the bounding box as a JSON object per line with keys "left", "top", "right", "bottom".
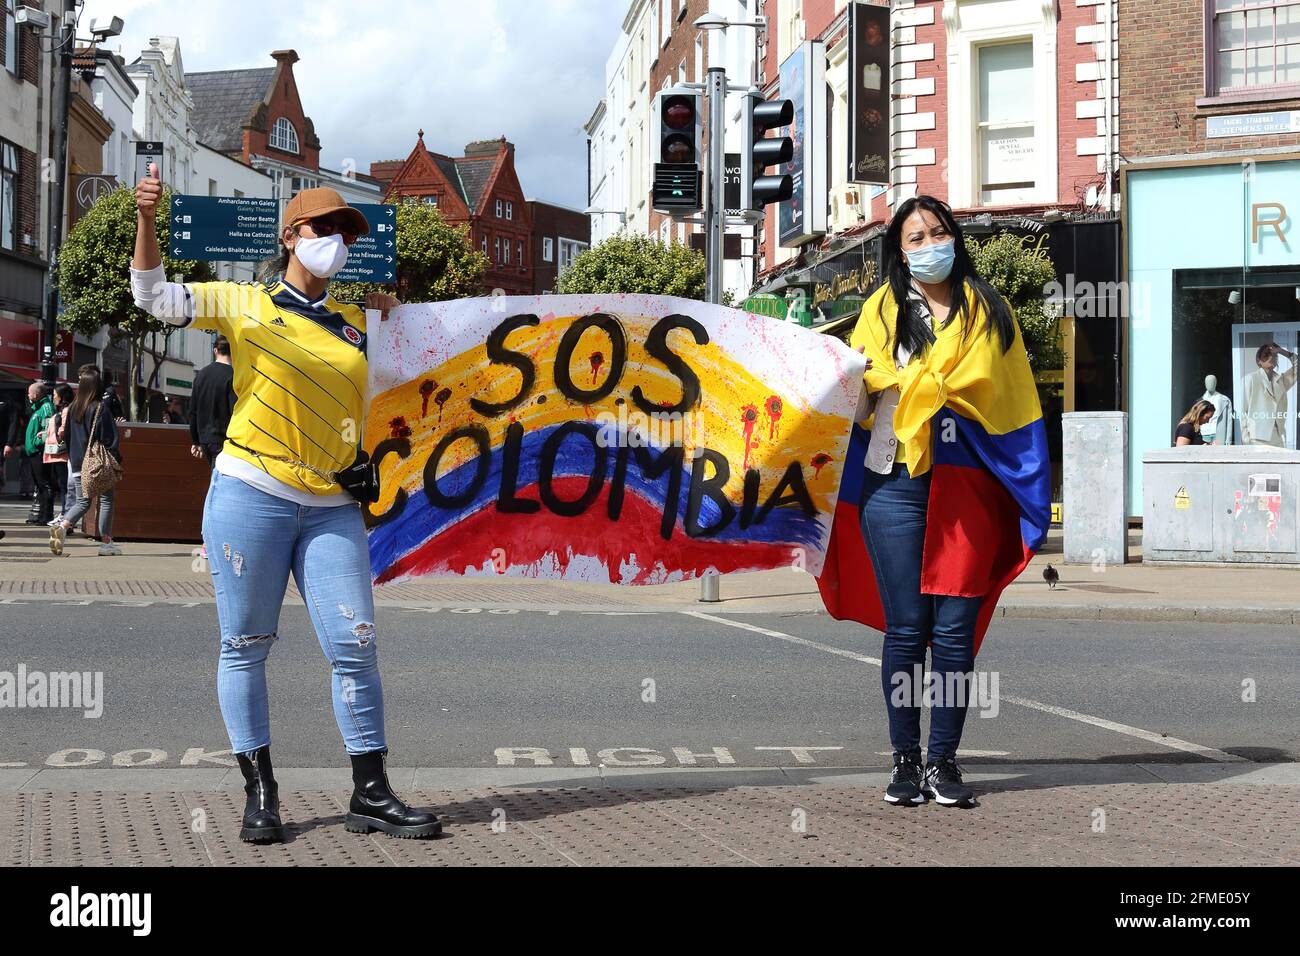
{"left": 860, "top": 463, "right": 981, "bottom": 760}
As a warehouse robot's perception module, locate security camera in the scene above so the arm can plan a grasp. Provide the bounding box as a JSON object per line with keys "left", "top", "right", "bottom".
{"left": 14, "top": 7, "right": 52, "bottom": 29}
{"left": 90, "top": 17, "right": 124, "bottom": 40}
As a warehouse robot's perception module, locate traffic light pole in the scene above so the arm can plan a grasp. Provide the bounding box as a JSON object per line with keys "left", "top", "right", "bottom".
{"left": 703, "top": 65, "right": 726, "bottom": 308}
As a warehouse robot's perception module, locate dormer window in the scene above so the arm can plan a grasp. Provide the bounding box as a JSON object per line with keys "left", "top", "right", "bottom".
{"left": 270, "top": 117, "right": 299, "bottom": 154}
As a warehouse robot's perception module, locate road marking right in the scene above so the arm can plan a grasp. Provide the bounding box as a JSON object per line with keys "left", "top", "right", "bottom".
{"left": 684, "top": 610, "right": 1246, "bottom": 764}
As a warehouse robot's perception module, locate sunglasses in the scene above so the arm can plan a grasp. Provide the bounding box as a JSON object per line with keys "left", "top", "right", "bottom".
{"left": 293, "top": 217, "right": 359, "bottom": 245}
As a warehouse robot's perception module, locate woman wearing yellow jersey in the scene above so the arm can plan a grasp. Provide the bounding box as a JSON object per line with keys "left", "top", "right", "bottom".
{"left": 850, "top": 195, "right": 1022, "bottom": 810}
{"left": 131, "top": 164, "right": 440, "bottom": 842}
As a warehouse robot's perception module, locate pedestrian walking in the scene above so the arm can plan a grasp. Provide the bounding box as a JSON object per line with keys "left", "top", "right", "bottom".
{"left": 54, "top": 385, "right": 77, "bottom": 517}
{"left": 827, "top": 195, "right": 1051, "bottom": 810}
{"left": 130, "top": 162, "right": 439, "bottom": 844}
{"left": 49, "top": 366, "right": 123, "bottom": 556}
{"left": 43, "top": 384, "right": 74, "bottom": 526}
{"left": 189, "top": 335, "right": 236, "bottom": 469}
{"left": 22, "top": 383, "right": 57, "bottom": 526}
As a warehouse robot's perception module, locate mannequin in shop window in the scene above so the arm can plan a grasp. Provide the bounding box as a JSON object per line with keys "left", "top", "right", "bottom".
{"left": 1200, "top": 374, "right": 1232, "bottom": 445}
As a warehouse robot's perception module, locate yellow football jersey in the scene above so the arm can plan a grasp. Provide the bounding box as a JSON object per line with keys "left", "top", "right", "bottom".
{"left": 179, "top": 278, "right": 368, "bottom": 496}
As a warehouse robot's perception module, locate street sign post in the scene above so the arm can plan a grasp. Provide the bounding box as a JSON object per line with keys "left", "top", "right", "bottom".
{"left": 134, "top": 141, "right": 163, "bottom": 188}
{"left": 167, "top": 196, "right": 397, "bottom": 284}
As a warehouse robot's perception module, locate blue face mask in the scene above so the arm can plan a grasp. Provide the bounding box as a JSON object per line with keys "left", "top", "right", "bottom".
{"left": 905, "top": 239, "right": 956, "bottom": 283}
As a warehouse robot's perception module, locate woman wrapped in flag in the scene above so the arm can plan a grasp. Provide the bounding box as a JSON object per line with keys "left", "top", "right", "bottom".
{"left": 817, "top": 195, "right": 1051, "bottom": 809}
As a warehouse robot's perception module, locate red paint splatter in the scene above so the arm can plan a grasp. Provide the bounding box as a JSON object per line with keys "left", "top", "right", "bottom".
{"left": 740, "top": 404, "right": 760, "bottom": 471}
{"left": 811, "top": 452, "right": 832, "bottom": 478}
{"left": 435, "top": 387, "right": 452, "bottom": 422}
{"left": 589, "top": 350, "right": 604, "bottom": 384}
{"left": 419, "top": 379, "right": 436, "bottom": 417}
{"left": 764, "top": 395, "right": 783, "bottom": 440}
{"left": 389, "top": 416, "right": 409, "bottom": 440}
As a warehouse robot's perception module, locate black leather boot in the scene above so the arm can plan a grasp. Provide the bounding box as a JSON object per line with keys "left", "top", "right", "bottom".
{"left": 235, "top": 746, "right": 286, "bottom": 843}
{"left": 23, "top": 491, "right": 42, "bottom": 524}
{"left": 345, "top": 749, "right": 441, "bottom": 839}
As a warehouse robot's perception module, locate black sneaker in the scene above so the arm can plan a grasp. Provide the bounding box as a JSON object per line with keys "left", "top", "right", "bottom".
{"left": 884, "top": 752, "right": 925, "bottom": 806}
{"left": 922, "top": 755, "right": 975, "bottom": 808}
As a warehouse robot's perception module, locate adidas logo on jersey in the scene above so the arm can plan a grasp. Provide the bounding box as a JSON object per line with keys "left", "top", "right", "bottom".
{"left": 269, "top": 316, "right": 287, "bottom": 327}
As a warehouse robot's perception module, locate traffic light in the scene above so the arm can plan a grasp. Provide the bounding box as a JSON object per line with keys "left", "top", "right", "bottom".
{"left": 652, "top": 88, "right": 702, "bottom": 213}
{"left": 741, "top": 93, "right": 794, "bottom": 212}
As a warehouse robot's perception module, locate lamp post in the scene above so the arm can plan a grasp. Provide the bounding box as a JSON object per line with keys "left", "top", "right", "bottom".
{"left": 20, "top": 2, "right": 122, "bottom": 387}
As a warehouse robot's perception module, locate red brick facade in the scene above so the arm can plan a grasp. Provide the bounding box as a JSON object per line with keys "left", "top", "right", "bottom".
{"left": 756, "top": 0, "right": 1116, "bottom": 277}
{"left": 1119, "top": 0, "right": 1300, "bottom": 159}
{"left": 240, "top": 50, "right": 321, "bottom": 173}
{"left": 648, "top": 0, "right": 706, "bottom": 242}
{"left": 371, "top": 135, "right": 534, "bottom": 295}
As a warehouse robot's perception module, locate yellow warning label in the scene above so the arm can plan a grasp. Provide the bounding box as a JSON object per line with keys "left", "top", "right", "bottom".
{"left": 1051, "top": 502, "right": 1063, "bottom": 524}
{"left": 1174, "top": 486, "right": 1191, "bottom": 510}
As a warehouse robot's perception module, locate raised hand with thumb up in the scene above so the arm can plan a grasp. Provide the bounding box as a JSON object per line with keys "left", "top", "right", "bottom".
{"left": 135, "top": 162, "right": 162, "bottom": 220}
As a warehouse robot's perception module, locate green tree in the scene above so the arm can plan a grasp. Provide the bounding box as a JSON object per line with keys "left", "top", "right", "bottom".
{"left": 554, "top": 233, "right": 710, "bottom": 300}
{"left": 964, "top": 231, "right": 1063, "bottom": 378}
{"left": 331, "top": 199, "right": 488, "bottom": 304}
{"left": 58, "top": 185, "right": 213, "bottom": 420}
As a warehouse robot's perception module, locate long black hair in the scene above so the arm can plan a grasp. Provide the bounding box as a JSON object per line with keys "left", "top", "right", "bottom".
{"left": 882, "top": 195, "right": 1014, "bottom": 363}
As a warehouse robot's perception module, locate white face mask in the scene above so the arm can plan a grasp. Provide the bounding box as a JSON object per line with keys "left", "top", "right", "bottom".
{"left": 293, "top": 233, "right": 349, "bottom": 279}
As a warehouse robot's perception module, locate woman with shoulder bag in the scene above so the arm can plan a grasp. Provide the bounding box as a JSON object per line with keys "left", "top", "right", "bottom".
{"left": 50, "top": 367, "right": 123, "bottom": 556}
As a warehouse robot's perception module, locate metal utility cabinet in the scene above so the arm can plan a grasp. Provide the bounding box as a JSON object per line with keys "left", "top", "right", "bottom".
{"left": 1143, "top": 446, "right": 1300, "bottom": 566}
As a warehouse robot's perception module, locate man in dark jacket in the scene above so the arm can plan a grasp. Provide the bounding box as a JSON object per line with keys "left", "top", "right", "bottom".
{"left": 189, "top": 335, "right": 235, "bottom": 467}
{"left": 9, "top": 384, "right": 54, "bottom": 523}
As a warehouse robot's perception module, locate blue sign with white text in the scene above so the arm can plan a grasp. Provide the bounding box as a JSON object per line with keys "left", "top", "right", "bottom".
{"left": 168, "top": 195, "right": 397, "bottom": 284}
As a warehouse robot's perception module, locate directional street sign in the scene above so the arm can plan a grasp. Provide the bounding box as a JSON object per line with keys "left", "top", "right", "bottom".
{"left": 166, "top": 196, "right": 397, "bottom": 284}
{"left": 333, "top": 202, "right": 397, "bottom": 284}
{"left": 168, "top": 195, "right": 280, "bottom": 261}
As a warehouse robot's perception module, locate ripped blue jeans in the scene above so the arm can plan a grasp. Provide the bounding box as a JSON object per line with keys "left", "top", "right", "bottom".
{"left": 203, "top": 469, "right": 385, "bottom": 755}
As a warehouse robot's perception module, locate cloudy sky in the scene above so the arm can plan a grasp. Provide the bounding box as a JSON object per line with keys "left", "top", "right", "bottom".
{"left": 81, "top": 0, "right": 627, "bottom": 209}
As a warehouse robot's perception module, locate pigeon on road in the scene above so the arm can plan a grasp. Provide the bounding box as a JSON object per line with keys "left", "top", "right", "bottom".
{"left": 1043, "top": 563, "right": 1059, "bottom": 589}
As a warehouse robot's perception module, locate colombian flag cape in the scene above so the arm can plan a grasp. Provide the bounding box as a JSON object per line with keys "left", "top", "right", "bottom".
{"left": 816, "top": 283, "right": 1052, "bottom": 655}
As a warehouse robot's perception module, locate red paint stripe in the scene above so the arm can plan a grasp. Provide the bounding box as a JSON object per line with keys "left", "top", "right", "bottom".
{"left": 377, "top": 476, "right": 802, "bottom": 586}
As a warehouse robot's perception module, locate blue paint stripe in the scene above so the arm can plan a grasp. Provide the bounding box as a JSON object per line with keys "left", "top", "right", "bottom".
{"left": 368, "top": 422, "right": 827, "bottom": 575}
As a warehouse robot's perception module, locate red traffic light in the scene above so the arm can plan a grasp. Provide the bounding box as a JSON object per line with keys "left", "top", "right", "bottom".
{"left": 664, "top": 101, "right": 694, "bottom": 130}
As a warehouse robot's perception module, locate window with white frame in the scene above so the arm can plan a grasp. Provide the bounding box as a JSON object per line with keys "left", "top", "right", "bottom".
{"left": 1, "top": 139, "right": 17, "bottom": 251}
{"left": 1209, "top": 0, "right": 1300, "bottom": 95}
{"left": 506, "top": 201, "right": 513, "bottom": 220}
{"left": 543, "top": 236, "right": 554, "bottom": 261}
{"left": 423, "top": 195, "right": 438, "bottom": 206}
{"left": 495, "top": 199, "right": 503, "bottom": 217}
{"left": 694, "top": 34, "right": 703, "bottom": 81}
{"left": 943, "top": 0, "right": 1058, "bottom": 209}
{"left": 494, "top": 236, "right": 501, "bottom": 262}
{"left": 977, "top": 42, "right": 1036, "bottom": 205}
{"left": 661, "top": 0, "right": 672, "bottom": 47}
{"left": 270, "top": 117, "right": 299, "bottom": 154}
{"left": 5, "top": 0, "right": 17, "bottom": 75}
{"left": 517, "top": 239, "right": 524, "bottom": 265}
{"left": 559, "top": 238, "right": 587, "bottom": 272}
{"left": 481, "top": 234, "right": 487, "bottom": 253}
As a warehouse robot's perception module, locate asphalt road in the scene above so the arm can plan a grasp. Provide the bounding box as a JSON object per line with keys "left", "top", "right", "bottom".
{"left": 1, "top": 602, "right": 1296, "bottom": 768}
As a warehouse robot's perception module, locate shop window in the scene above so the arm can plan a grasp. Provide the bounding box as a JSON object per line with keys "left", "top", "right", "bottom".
{"left": 977, "top": 42, "right": 1036, "bottom": 205}
{"left": 1209, "top": 0, "right": 1300, "bottom": 96}
{"left": 1172, "top": 266, "right": 1300, "bottom": 446}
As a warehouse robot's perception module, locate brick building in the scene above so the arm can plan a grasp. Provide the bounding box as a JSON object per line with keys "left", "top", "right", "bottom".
{"left": 1118, "top": 0, "right": 1300, "bottom": 516}
{"left": 186, "top": 49, "right": 380, "bottom": 222}
{"left": 370, "top": 133, "right": 534, "bottom": 295}
{"left": 528, "top": 200, "right": 591, "bottom": 292}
